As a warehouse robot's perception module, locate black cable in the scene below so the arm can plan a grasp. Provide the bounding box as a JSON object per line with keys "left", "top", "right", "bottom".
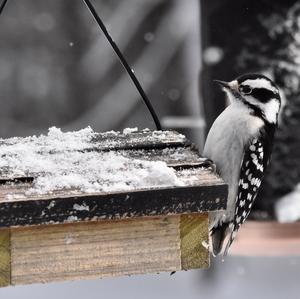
{"left": 82, "top": 0, "right": 162, "bottom": 130}
{"left": 0, "top": 0, "right": 8, "bottom": 15}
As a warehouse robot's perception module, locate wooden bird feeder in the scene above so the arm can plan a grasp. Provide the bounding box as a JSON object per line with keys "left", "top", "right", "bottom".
{"left": 0, "top": 129, "right": 227, "bottom": 287}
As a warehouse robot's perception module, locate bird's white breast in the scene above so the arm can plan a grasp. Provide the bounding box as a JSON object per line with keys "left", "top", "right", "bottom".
{"left": 203, "top": 102, "right": 264, "bottom": 226}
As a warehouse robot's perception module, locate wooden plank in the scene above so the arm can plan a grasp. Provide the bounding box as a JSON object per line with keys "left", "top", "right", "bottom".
{"left": 0, "top": 229, "right": 10, "bottom": 287}
{"left": 230, "top": 221, "right": 300, "bottom": 256}
{"left": 0, "top": 131, "right": 188, "bottom": 160}
{"left": 0, "top": 130, "right": 191, "bottom": 183}
{"left": 0, "top": 146, "right": 210, "bottom": 183}
{"left": 90, "top": 130, "right": 189, "bottom": 151}
{"left": 180, "top": 213, "right": 209, "bottom": 269}
{"left": 118, "top": 147, "right": 207, "bottom": 168}
{"left": 9, "top": 215, "right": 209, "bottom": 286}
{"left": 0, "top": 182, "right": 226, "bottom": 228}
{"left": 0, "top": 146, "right": 206, "bottom": 185}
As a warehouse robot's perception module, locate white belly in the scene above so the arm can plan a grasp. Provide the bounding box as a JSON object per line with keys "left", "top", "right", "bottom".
{"left": 203, "top": 103, "right": 264, "bottom": 227}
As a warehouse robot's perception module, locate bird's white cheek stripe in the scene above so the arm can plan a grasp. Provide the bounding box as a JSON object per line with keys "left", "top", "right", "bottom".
{"left": 243, "top": 78, "right": 278, "bottom": 94}
{"left": 263, "top": 100, "right": 280, "bottom": 124}
{"left": 245, "top": 96, "right": 280, "bottom": 124}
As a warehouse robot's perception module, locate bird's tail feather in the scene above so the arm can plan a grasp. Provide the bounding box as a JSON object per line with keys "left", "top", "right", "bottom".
{"left": 223, "top": 224, "right": 240, "bottom": 257}
{"left": 210, "top": 223, "right": 228, "bottom": 256}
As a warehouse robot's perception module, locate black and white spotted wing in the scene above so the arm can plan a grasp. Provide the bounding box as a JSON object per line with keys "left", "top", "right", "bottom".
{"left": 224, "top": 137, "right": 268, "bottom": 256}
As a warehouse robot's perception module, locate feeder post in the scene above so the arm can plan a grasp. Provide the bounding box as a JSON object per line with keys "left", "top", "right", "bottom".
{"left": 0, "top": 229, "right": 10, "bottom": 287}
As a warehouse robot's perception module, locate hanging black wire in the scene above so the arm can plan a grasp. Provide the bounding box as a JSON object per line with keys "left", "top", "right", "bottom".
{"left": 0, "top": 0, "right": 8, "bottom": 15}
{"left": 82, "top": 0, "right": 162, "bottom": 130}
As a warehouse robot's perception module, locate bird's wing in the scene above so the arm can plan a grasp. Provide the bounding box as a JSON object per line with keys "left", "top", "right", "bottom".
{"left": 223, "top": 136, "right": 267, "bottom": 256}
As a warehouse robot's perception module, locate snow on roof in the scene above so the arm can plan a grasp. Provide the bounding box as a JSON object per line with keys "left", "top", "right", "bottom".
{"left": 0, "top": 127, "right": 185, "bottom": 196}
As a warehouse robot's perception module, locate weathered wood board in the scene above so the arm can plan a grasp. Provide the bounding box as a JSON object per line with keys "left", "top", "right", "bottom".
{"left": 0, "top": 214, "right": 208, "bottom": 286}
{"left": 0, "top": 229, "right": 10, "bottom": 287}
{"left": 0, "top": 178, "right": 225, "bottom": 228}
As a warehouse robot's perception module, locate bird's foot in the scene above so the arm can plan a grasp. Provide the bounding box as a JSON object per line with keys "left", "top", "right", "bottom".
{"left": 202, "top": 158, "right": 216, "bottom": 173}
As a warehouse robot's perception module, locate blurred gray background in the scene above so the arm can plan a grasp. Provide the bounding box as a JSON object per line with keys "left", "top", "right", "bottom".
{"left": 0, "top": 0, "right": 203, "bottom": 146}
{"left": 1, "top": 257, "right": 300, "bottom": 299}
{"left": 0, "top": 0, "right": 300, "bottom": 297}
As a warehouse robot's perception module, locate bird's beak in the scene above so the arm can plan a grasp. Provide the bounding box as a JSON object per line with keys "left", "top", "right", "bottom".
{"left": 214, "top": 80, "right": 239, "bottom": 92}
{"left": 214, "top": 80, "right": 230, "bottom": 89}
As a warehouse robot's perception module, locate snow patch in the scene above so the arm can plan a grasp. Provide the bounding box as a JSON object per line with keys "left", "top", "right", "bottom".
{"left": 275, "top": 184, "right": 300, "bottom": 223}
{"left": 123, "top": 127, "right": 138, "bottom": 135}
{"left": 0, "top": 127, "right": 184, "bottom": 197}
{"left": 73, "top": 203, "right": 90, "bottom": 211}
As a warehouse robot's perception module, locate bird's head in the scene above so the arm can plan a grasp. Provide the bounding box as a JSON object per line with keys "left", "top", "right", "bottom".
{"left": 215, "top": 73, "right": 281, "bottom": 124}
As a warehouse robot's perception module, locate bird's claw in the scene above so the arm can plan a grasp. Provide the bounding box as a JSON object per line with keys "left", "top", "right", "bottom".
{"left": 202, "top": 158, "right": 217, "bottom": 173}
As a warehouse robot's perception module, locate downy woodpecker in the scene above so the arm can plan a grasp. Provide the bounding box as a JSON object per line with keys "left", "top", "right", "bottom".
{"left": 203, "top": 73, "right": 281, "bottom": 256}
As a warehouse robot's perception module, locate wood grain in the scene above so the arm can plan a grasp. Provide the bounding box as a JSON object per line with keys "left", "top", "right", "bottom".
{"left": 231, "top": 221, "right": 300, "bottom": 256}
{"left": 180, "top": 213, "right": 209, "bottom": 269}
{"left": 9, "top": 214, "right": 209, "bottom": 286}
{"left": 0, "top": 229, "right": 10, "bottom": 287}
{"left": 87, "top": 130, "right": 189, "bottom": 151}
{"left": 10, "top": 217, "right": 180, "bottom": 285}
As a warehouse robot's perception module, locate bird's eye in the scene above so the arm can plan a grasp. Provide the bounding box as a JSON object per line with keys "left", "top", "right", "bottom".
{"left": 239, "top": 85, "right": 252, "bottom": 95}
